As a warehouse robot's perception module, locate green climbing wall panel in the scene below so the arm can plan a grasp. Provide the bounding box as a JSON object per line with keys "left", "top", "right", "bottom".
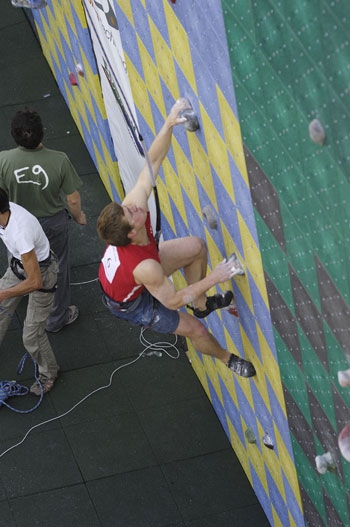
{"left": 223, "top": 1, "right": 350, "bottom": 525}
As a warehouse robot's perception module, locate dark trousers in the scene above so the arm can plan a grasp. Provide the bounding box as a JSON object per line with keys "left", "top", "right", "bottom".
{"left": 39, "top": 209, "right": 70, "bottom": 331}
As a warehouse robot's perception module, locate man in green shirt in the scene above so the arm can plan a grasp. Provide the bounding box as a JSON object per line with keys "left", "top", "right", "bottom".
{"left": 0, "top": 108, "right": 87, "bottom": 332}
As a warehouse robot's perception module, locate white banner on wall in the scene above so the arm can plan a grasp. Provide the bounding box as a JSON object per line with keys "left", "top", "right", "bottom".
{"left": 82, "top": 0, "right": 145, "bottom": 195}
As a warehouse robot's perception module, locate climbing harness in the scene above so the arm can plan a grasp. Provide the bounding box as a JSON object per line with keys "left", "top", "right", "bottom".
{"left": 10, "top": 255, "right": 57, "bottom": 293}
{"left": 0, "top": 353, "right": 44, "bottom": 414}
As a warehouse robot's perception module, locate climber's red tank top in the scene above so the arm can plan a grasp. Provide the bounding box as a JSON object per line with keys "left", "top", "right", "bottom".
{"left": 98, "top": 212, "right": 160, "bottom": 303}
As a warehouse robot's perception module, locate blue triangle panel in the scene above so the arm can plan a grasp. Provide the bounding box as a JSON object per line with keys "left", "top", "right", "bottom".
{"left": 72, "top": 10, "right": 98, "bottom": 73}
{"left": 246, "top": 275, "right": 277, "bottom": 357}
{"left": 266, "top": 377, "right": 294, "bottom": 459}
{"left": 250, "top": 462, "right": 273, "bottom": 525}
{"left": 129, "top": 0, "right": 156, "bottom": 65}
{"left": 228, "top": 153, "right": 260, "bottom": 247}
{"left": 232, "top": 379, "right": 259, "bottom": 433}
{"left": 281, "top": 470, "right": 304, "bottom": 526}
{"left": 265, "top": 467, "right": 290, "bottom": 527}
{"left": 207, "top": 373, "right": 230, "bottom": 438}
{"left": 250, "top": 382, "right": 274, "bottom": 434}
{"left": 175, "top": 2, "right": 239, "bottom": 119}
{"left": 109, "top": 173, "right": 120, "bottom": 202}
{"left": 233, "top": 287, "right": 262, "bottom": 363}
{"left": 209, "top": 170, "right": 244, "bottom": 255}
{"left": 144, "top": 1, "right": 170, "bottom": 48}
{"left": 114, "top": 2, "right": 145, "bottom": 82}
{"left": 162, "top": 197, "right": 190, "bottom": 240}
{"left": 219, "top": 380, "right": 245, "bottom": 444}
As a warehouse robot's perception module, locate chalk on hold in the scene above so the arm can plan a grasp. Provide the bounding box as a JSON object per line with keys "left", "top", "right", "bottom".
{"left": 338, "top": 369, "right": 350, "bottom": 387}
{"left": 202, "top": 204, "right": 218, "bottom": 230}
{"left": 75, "top": 63, "right": 84, "bottom": 77}
{"left": 179, "top": 98, "right": 200, "bottom": 132}
{"left": 227, "top": 252, "right": 245, "bottom": 276}
{"left": 338, "top": 424, "right": 350, "bottom": 462}
{"left": 262, "top": 433, "right": 274, "bottom": 449}
{"left": 315, "top": 451, "right": 335, "bottom": 473}
{"left": 309, "top": 119, "right": 326, "bottom": 145}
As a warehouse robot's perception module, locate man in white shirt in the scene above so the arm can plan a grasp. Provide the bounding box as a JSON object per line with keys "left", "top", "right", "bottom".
{"left": 0, "top": 188, "right": 59, "bottom": 395}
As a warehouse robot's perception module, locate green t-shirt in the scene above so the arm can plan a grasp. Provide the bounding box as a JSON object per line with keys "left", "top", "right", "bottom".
{"left": 0, "top": 145, "right": 82, "bottom": 217}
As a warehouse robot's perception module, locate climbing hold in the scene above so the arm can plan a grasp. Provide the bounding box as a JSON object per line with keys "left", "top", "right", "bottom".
{"left": 227, "top": 252, "right": 245, "bottom": 276}
{"left": 309, "top": 119, "right": 326, "bottom": 145}
{"left": 11, "top": 0, "right": 47, "bottom": 7}
{"left": 224, "top": 303, "right": 239, "bottom": 318}
{"left": 262, "top": 433, "right": 274, "bottom": 449}
{"left": 338, "top": 424, "right": 350, "bottom": 462}
{"left": 179, "top": 98, "right": 200, "bottom": 132}
{"left": 245, "top": 428, "right": 257, "bottom": 444}
{"left": 315, "top": 451, "right": 335, "bottom": 474}
{"left": 337, "top": 369, "right": 350, "bottom": 387}
{"left": 75, "top": 63, "right": 84, "bottom": 77}
{"left": 202, "top": 204, "right": 218, "bottom": 230}
{"left": 69, "top": 72, "right": 78, "bottom": 86}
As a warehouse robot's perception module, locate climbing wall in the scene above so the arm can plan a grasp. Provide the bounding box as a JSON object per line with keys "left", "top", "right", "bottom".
{"left": 110, "top": 3, "right": 305, "bottom": 525}
{"left": 27, "top": 1, "right": 350, "bottom": 526}
{"left": 222, "top": 1, "right": 350, "bottom": 526}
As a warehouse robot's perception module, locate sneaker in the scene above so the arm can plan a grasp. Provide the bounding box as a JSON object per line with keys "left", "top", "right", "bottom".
{"left": 192, "top": 291, "right": 234, "bottom": 318}
{"left": 30, "top": 374, "right": 58, "bottom": 396}
{"left": 46, "top": 305, "right": 79, "bottom": 333}
{"left": 227, "top": 354, "right": 256, "bottom": 378}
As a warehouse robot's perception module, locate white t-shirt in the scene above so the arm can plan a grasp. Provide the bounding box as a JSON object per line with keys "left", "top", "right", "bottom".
{"left": 0, "top": 202, "right": 50, "bottom": 262}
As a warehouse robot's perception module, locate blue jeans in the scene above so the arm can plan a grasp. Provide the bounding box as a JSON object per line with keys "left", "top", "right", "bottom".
{"left": 103, "top": 290, "right": 180, "bottom": 334}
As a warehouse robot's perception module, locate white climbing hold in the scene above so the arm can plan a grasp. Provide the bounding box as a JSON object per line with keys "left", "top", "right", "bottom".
{"left": 338, "top": 369, "right": 350, "bottom": 387}
{"left": 309, "top": 119, "right": 326, "bottom": 145}
{"left": 315, "top": 451, "right": 335, "bottom": 474}
{"left": 262, "top": 432, "right": 274, "bottom": 449}
{"left": 75, "top": 63, "right": 84, "bottom": 77}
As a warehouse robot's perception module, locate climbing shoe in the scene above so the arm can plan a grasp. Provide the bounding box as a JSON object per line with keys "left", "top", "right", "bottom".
{"left": 227, "top": 354, "right": 256, "bottom": 378}
{"left": 192, "top": 291, "right": 234, "bottom": 318}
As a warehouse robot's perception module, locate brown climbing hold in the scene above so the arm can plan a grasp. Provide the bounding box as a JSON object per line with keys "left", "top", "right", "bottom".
{"left": 202, "top": 204, "right": 218, "bottom": 230}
